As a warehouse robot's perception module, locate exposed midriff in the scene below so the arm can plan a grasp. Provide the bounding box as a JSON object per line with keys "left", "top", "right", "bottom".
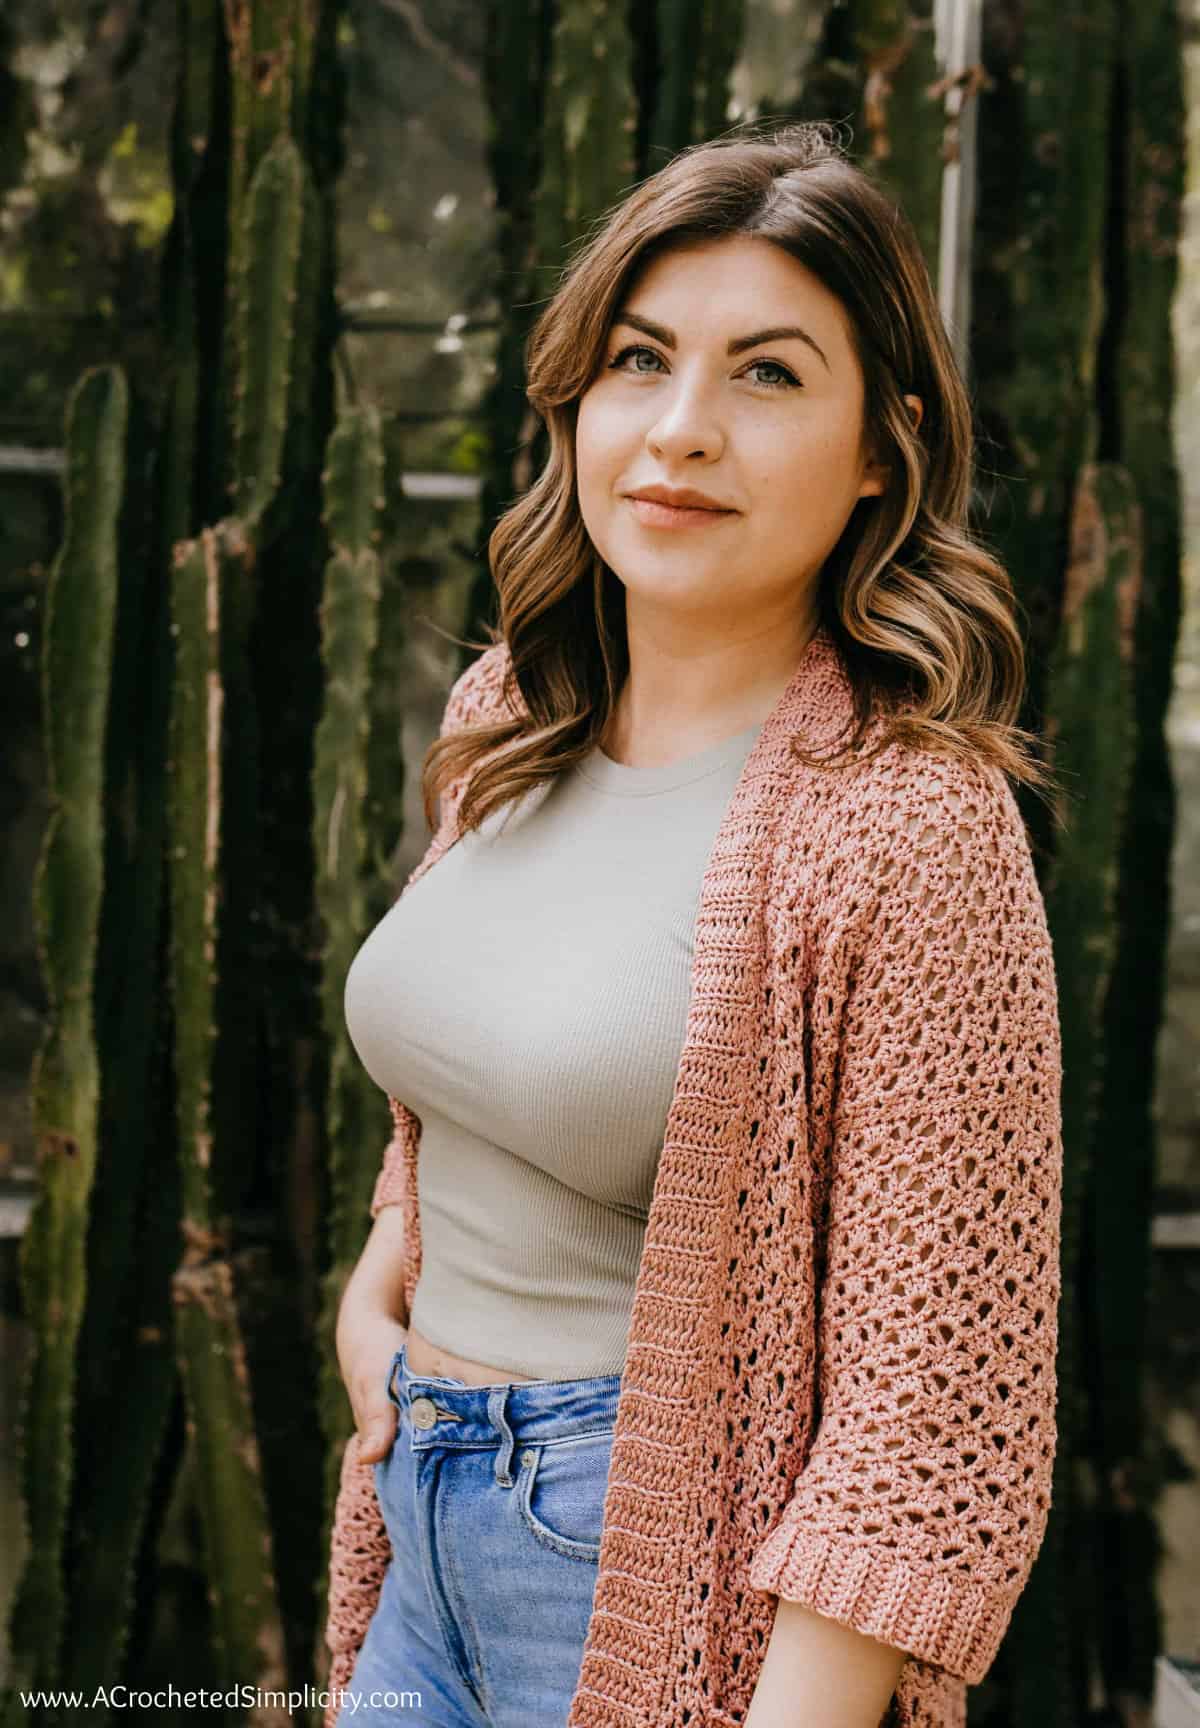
{"left": 401, "top": 1319, "right": 541, "bottom": 1386}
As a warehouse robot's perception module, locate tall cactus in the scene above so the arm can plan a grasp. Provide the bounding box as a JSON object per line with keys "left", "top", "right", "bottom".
{"left": 6, "top": 2, "right": 339, "bottom": 1709}
{"left": 1005, "top": 463, "right": 1143, "bottom": 1727}
{"left": 161, "top": 126, "right": 307, "bottom": 1699}
{"left": 9, "top": 365, "right": 128, "bottom": 1698}
{"left": 848, "top": 0, "right": 944, "bottom": 271}
{"left": 648, "top": 0, "right": 746, "bottom": 163}
{"left": 1086, "top": 0, "right": 1185, "bottom": 1706}
{"left": 9, "top": 4, "right": 232, "bottom": 1703}
{"left": 231, "top": 136, "right": 307, "bottom": 528}
{"left": 966, "top": 1, "right": 1183, "bottom": 1718}
{"left": 61, "top": 377, "right": 182, "bottom": 1700}
{"left": 971, "top": 0, "right": 1118, "bottom": 721}
{"left": 532, "top": 0, "right": 638, "bottom": 302}
{"left": 468, "top": 0, "right": 556, "bottom": 636}
{"left": 167, "top": 522, "right": 289, "bottom": 1705}
{"left": 309, "top": 407, "right": 388, "bottom": 1620}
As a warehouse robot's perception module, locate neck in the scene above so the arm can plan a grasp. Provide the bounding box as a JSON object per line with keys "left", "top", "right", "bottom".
{"left": 602, "top": 603, "right": 821, "bottom": 766}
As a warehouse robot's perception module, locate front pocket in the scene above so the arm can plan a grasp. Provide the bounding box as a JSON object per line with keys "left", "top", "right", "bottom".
{"left": 517, "top": 1428, "right": 614, "bottom": 1562}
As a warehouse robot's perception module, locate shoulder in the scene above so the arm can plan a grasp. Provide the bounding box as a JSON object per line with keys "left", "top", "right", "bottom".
{"left": 780, "top": 733, "right": 1049, "bottom": 948}
{"left": 862, "top": 742, "right": 1024, "bottom": 865}
{"left": 802, "top": 724, "right": 1027, "bottom": 855}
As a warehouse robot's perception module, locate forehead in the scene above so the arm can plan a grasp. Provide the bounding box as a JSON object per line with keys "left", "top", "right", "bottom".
{"left": 618, "top": 234, "right": 855, "bottom": 351}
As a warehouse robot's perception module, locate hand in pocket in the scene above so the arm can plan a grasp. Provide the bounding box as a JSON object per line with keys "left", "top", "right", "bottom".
{"left": 338, "top": 1308, "right": 408, "bottom": 1465}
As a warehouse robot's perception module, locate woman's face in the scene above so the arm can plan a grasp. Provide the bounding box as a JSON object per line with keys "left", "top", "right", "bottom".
{"left": 575, "top": 233, "right": 895, "bottom": 632}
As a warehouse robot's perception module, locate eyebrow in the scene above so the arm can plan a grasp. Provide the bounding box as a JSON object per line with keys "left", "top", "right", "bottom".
{"left": 611, "top": 308, "right": 831, "bottom": 374}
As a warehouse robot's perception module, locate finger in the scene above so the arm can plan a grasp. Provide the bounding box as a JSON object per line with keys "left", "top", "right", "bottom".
{"left": 357, "top": 1409, "right": 397, "bottom": 1463}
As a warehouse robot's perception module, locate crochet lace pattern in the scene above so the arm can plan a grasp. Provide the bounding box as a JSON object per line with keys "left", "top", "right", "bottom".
{"left": 323, "top": 625, "right": 1063, "bottom": 1728}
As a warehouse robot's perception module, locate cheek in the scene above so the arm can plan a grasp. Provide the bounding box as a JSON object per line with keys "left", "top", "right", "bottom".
{"left": 751, "top": 418, "right": 861, "bottom": 506}
{"left": 575, "top": 396, "right": 634, "bottom": 523}
{"left": 576, "top": 392, "right": 626, "bottom": 471}
{"left": 574, "top": 401, "right": 617, "bottom": 544}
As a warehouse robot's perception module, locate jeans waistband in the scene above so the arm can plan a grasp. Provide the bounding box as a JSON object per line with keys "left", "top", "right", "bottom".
{"left": 388, "top": 1340, "right": 622, "bottom": 1454}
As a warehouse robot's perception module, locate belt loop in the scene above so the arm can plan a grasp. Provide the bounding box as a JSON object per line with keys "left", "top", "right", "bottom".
{"left": 386, "top": 1351, "right": 403, "bottom": 1413}
{"left": 489, "top": 1386, "right": 515, "bottom": 1486}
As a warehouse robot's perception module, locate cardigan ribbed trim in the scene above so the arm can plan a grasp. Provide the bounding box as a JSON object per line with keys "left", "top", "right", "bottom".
{"left": 324, "top": 623, "right": 1064, "bottom": 1728}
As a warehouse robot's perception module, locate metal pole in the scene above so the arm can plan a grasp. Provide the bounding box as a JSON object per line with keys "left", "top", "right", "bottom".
{"left": 933, "top": 0, "right": 983, "bottom": 384}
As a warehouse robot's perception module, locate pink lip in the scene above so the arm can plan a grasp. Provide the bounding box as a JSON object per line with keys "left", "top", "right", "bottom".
{"left": 627, "top": 496, "right": 736, "bottom": 529}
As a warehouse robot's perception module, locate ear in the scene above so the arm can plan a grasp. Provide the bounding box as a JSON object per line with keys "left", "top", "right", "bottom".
{"left": 857, "top": 394, "right": 924, "bottom": 499}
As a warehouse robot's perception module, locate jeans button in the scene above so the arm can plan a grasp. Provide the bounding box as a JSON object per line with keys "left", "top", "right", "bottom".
{"left": 410, "top": 1396, "right": 437, "bottom": 1430}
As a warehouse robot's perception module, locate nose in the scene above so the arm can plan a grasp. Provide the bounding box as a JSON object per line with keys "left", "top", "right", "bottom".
{"left": 645, "top": 372, "right": 725, "bottom": 464}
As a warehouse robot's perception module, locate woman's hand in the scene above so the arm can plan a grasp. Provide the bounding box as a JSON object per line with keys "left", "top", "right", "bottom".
{"left": 337, "top": 1306, "right": 409, "bottom": 1464}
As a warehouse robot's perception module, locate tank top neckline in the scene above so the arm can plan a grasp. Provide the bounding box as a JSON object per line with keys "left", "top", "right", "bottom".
{"left": 575, "top": 716, "right": 765, "bottom": 797}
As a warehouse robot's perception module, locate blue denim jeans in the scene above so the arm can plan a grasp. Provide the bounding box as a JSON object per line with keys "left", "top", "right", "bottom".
{"left": 335, "top": 1341, "right": 622, "bottom": 1726}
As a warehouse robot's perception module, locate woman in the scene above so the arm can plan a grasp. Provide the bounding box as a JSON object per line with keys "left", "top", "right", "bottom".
{"left": 325, "top": 120, "right": 1064, "bottom": 1728}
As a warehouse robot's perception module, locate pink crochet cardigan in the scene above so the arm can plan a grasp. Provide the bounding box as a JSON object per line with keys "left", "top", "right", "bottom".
{"left": 324, "top": 623, "right": 1063, "bottom": 1728}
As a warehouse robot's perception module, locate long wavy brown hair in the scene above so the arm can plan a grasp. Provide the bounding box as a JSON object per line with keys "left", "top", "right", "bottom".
{"left": 421, "top": 118, "right": 1060, "bottom": 841}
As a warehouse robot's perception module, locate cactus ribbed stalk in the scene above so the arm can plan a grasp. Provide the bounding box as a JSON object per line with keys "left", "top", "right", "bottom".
{"left": 1086, "top": 0, "right": 1185, "bottom": 1703}
{"left": 1015, "top": 463, "right": 1143, "bottom": 1727}
{"left": 311, "top": 406, "right": 387, "bottom": 1528}
{"left": 467, "top": 0, "right": 555, "bottom": 634}
{"left": 232, "top": 136, "right": 306, "bottom": 527}
{"left": 161, "top": 88, "right": 310, "bottom": 1694}
{"left": 648, "top": 0, "right": 746, "bottom": 161}
{"left": 10, "top": 365, "right": 128, "bottom": 1696}
{"left": 532, "top": 0, "right": 638, "bottom": 287}
{"left": 850, "top": 0, "right": 943, "bottom": 272}
{"left": 168, "top": 523, "right": 289, "bottom": 1698}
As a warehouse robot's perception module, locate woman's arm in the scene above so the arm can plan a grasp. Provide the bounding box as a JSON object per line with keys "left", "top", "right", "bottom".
{"left": 336, "top": 1204, "right": 408, "bottom": 1338}
{"left": 744, "top": 1598, "right": 907, "bottom": 1728}
{"left": 335, "top": 1205, "right": 409, "bottom": 1469}
{"left": 747, "top": 755, "right": 1063, "bottom": 1695}
{"left": 323, "top": 1209, "right": 410, "bottom": 1721}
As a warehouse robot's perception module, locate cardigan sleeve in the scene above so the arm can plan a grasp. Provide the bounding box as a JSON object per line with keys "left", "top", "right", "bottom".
{"left": 747, "top": 756, "right": 1064, "bottom": 1686}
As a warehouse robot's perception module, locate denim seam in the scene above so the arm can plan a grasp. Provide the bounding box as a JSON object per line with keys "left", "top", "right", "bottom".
{"left": 431, "top": 1449, "right": 491, "bottom": 1712}
{"left": 424, "top": 1449, "right": 487, "bottom": 1710}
